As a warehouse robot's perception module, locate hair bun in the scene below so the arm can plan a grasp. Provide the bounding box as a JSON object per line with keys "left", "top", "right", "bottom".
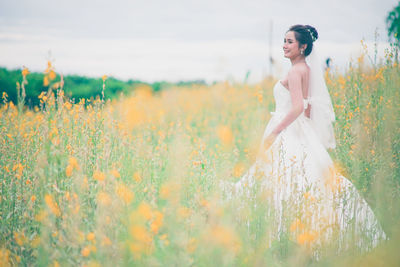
{"left": 305, "top": 25, "right": 318, "bottom": 42}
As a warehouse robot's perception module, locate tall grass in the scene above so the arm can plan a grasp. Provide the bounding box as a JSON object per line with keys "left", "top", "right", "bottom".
{"left": 0, "top": 41, "right": 399, "bottom": 266}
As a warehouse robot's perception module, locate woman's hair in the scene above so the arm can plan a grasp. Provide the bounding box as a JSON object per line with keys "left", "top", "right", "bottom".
{"left": 287, "top": 25, "right": 318, "bottom": 56}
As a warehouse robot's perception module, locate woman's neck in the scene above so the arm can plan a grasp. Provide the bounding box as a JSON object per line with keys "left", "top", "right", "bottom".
{"left": 290, "top": 56, "right": 306, "bottom": 66}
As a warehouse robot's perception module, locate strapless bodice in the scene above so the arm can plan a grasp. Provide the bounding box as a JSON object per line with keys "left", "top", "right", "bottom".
{"left": 271, "top": 80, "right": 309, "bottom": 117}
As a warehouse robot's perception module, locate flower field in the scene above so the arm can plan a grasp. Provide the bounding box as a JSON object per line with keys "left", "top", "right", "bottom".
{"left": 0, "top": 43, "right": 399, "bottom": 266}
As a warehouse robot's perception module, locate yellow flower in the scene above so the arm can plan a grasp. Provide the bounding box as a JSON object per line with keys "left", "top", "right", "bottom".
{"left": 347, "top": 111, "right": 353, "bottom": 120}
{"left": 217, "top": 125, "right": 233, "bottom": 146}
{"left": 102, "top": 236, "right": 112, "bottom": 246}
{"left": 49, "top": 70, "right": 57, "bottom": 80}
{"left": 87, "top": 232, "right": 96, "bottom": 242}
{"left": 43, "top": 76, "right": 49, "bottom": 87}
{"left": 81, "top": 246, "right": 91, "bottom": 257}
{"left": 13, "top": 163, "right": 24, "bottom": 179}
{"left": 97, "top": 191, "right": 111, "bottom": 206}
{"left": 65, "top": 165, "right": 73, "bottom": 177}
{"left": 233, "top": 162, "right": 245, "bottom": 178}
{"left": 150, "top": 210, "right": 163, "bottom": 234}
{"left": 0, "top": 248, "right": 10, "bottom": 266}
{"left": 68, "top": 157, "right": 80, "bottom": 170}
{"left": 289, "top": 218, "right": 304, "bottom": 233}
{"left": 111, "top": 169, "right": 120, "bottom": 179}
{"left": 14, "top": 232, "right": 26, "bottom": 246}
{"left": 64, "top": 102, "right": 72, "bottom": 110}
{"left": 116, "top": 183, "right": 134, "bottom": 204}
{"left": 200, "top": 198, "right": 209, "bottom": 208}
{"left": 56, "top": 84, "right": 62, "bottom": 93}
{"left": 130, "top": 225, "right": 152, "bottom": 244}
{"left": 44, "top": 194, "right": 61, "bottom": 217}
{"left": 102, "top": 75, "right": 107, "bottom": 82}
{"left": 133, "top": 172, "right": 142, "bottom": 183}
{"left": 137, "top": 202, "right": 153, "bottom": 220}
{"left": 296, "top": 231, "right": 318, "bottom": 245}
{"left": 22, "top": 67, "right": 30, "bottom": 77}
{"left": 34, "top": 210, "right": 47, "bottom": 222}
{"left": 93, "top": 171, "right": 105, "bottom": 182}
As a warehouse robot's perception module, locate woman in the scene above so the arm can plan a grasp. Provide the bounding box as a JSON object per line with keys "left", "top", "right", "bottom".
{"left": 221, "top": 24, "right": 387, "bottom": 256}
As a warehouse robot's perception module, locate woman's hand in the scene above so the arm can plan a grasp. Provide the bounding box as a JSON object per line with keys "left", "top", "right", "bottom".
{"left": 257, "top": 131, "right": 279, "bottom": 163}
{"left": 264, "top": 132, "right": 279, "bottom": 151}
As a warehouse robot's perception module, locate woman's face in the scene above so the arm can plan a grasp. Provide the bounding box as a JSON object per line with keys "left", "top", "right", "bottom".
{"left": 283, "top": 31, "right": 304, "bottom": 59}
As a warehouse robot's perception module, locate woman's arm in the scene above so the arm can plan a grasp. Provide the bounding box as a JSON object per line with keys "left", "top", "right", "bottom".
{"left": 271, "top": 68, "right": 304, "bottom": 135}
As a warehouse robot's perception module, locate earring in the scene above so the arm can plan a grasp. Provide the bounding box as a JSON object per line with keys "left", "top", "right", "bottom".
{"left": 300, "top": 49, "right": 304, "bottom": 55}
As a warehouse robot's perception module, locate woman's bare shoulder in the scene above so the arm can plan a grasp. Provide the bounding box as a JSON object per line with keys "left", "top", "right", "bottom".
{"left": 288, "top": 63, "right": 310, "bottom": 79}
{"left": 291, "top": 63, "right": 309, "bottom": 73}
{"left": 288, "top": 65, "right": 303, "bottom": 78}
{"left": 284, "top": 63, "right": 310, "bottom": 84}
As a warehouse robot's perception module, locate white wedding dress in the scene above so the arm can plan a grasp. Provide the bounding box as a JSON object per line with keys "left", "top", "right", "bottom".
{"left": 220, "top": 79, "right": 387, "bottom": 256}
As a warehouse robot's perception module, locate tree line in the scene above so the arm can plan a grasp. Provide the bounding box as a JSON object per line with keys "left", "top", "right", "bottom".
{"left": 0, "top": 66, "right": 207, "bottom": 108}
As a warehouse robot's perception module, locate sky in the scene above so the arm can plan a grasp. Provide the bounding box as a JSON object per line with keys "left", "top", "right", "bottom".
{"left": 0, "top": 0, "right": 398, "bottom": 84}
